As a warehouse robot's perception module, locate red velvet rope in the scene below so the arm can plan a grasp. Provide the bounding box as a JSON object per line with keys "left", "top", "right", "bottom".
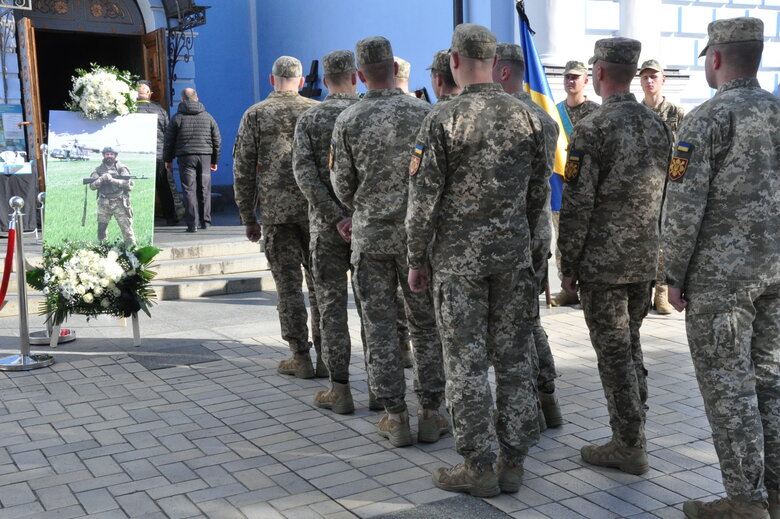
{"left": 0, "top": 225, "right": 16, "bottom": 306}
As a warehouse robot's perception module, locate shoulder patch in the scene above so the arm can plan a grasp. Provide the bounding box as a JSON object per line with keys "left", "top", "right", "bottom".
{"left": 564, "top": 153, "right": 582, "bottom": 182}
{"left": 676, "top": 141, "right": 693, "bottom": 154}
{"left": 668, "top": 157, "right": 689, "bottom": 181}
{"left": 328, "top": 141, "right": 335, "bottom": 170}
{"left": 409, "top": 145, "right": 424, "bottom": 176}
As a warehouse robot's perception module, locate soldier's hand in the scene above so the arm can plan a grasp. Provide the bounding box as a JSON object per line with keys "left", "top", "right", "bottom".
{"left": 210, "top": 164, "right": 218, "bottom": 171}
{"left": 408, "top": 266, "right": 430, "bottom": 293}
{"left": 245, "top": 222, "right": 262, "bottom": 243}
{"left": 667, "top": 286, "right": 687, "bottom": 312}
{"left": 336, "top": 217, "right": 352, "bottom": 243}
{"left": 562, "top": 275, "right": 578, "bottom": 295}
{"left": 165, "top": 162, "right": 173, "bottom": 172}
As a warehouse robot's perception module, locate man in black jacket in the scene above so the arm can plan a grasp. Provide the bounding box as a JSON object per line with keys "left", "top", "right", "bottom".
{"left": 136, "top": 81, "right": 178, "bottom": 225}
{"left": 164, "top": 88, "right": 221, "bottom": 232}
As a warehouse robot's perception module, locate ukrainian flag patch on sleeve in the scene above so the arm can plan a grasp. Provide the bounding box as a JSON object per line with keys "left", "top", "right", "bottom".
{"left": 564, "top": 153, "right": 582, "bottom": 182}
{"left": 668, "top": 141, "right": 693, "bottom": 181}
{"left": 409, "top": 144, "right": 424, "bottom": 176}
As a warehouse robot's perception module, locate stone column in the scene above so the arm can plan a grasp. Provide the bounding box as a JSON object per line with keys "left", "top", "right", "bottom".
{"left": 524, "top": 0, "right": 586, "bottom": 66}
{"left": 619, "top": 0, "right": 662, "bottom": 61}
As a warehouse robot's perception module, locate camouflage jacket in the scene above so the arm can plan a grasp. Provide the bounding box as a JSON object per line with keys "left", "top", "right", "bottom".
{"left": 563, "top": 98, "right": 600, "bottom": 126}
{"left": 292, "top": 93, "right": 359, "bottom": 233}
{"left": 514, "top": 91, "right": 558, "bottom": 243}
{"left": 642, "top": 96, "right": 686, "bottom": 136}
{"left": 558, "top": 92, "right": 672, "bottom": 284}
{"left": 233, "top": 91, "right": 318, "bottom": 226}
{"left": 406, "top": 83, "right": 549, "bottom": 276}
{"left": 89, "top": 160, "right": 132, "bottom": 198}
{"left": 330, "top": 88, "right": 431, "bottom": 255}
{"left": 663, "top": 77, "right": 780, "bottom": 288}
{"left": 436, "top": 93, "right": 458, "bottom": 104}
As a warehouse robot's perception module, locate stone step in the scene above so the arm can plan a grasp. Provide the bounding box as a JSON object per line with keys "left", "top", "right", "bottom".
{"left": 155, "top": 240, "right": 264, "bottom": 261}
{"left": 152, "top": 253, "right": 268, "bottom": 280}
{"left": 153, "top": 271, "right": 276, "bottom": 300}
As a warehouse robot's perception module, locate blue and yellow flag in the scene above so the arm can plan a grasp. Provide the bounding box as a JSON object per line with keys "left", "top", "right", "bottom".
{"left": 517, "top": 3, "right": 568, "bottom": 211}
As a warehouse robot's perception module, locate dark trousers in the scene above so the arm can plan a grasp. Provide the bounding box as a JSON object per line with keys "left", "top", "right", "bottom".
{"left": 177, "top": 154, "right": 211, "bottom": 227}
{"left": 154, "top": 160, "right": 177, "bottom": 221}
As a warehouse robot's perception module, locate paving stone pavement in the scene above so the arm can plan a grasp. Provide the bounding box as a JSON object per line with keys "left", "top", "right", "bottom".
{"left": 0, "top": 286, "right": 726, "bottom": 518}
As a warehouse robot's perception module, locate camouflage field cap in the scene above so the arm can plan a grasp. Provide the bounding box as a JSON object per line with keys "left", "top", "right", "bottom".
{"left": 394, "top": 56, "right": 411, "bottom": 78}
{"left": 588, "top": 37, "right": 642, "bottom": 65}
{"left": 496, "top": 43, "right": 524, "bottom": 64}
{"left": 355, "top": 36, "right": 393, "bottom": 65}
{"left": 272, "top": 56, "right": 303, "bottom": 78}
{"left": 450, "top": 23, "right": 497, "bottom": 59}
{"left": 699, "top": 17, "right": 764, "bottom": 57}
{"left": 639, "top": 59, "right": 664, "bottom": 73}
{"left": 425, "top": 50, "right": 451, "bottom": 73}
{"left": 323, "top": 50, "right": 356, "bottom": 75}
{"left": 563, "top": 60, "right": 587, "bottom": 75}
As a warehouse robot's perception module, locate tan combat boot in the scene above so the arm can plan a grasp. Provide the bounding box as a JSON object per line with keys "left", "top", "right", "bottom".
{"left": 539, "top": 391, "right": 563, "bottom": 428}
{"left": 581, "top": 440, "right": 649, "bottom": 475}
{"left": 551, "top": 290, "right": 579, "bottom": 307}
{"left": 377, "top": 410, "right": 413, "bottom": 447}
{"left": 432, "top": 462, "right": 500, "bottom": 497}
{"left": 683, "top": 497, "right": 769, "bottom": 519}
{"left": 654, "top": 284, "right": 674, "bottom": 315}
{"left": 314, "top": 382, "right": 354, "bottom": 414}
{"left": 315, "top": 356, "right": 329, "bottom": 378}
{"left": 537, "top": 407, "right": 548, "bottom": 433}
{"left": 417, "top": 409, "right": 450, "bottom": 443}
{"left": 277, "top": 352, "right": 315, "bottom": 379}
{"left": 768, "top": 490, "right": 779, "bottom": 519}
{"left": 496, "top": 458, "right": 524, "bottom": 493}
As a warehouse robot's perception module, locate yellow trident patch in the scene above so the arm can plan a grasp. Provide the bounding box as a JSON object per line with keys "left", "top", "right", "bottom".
{"left": 668, "top": 157, "right": 689, "bottom": 181}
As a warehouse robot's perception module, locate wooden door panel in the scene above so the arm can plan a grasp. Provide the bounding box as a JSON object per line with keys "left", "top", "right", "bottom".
{"left": 16, "top": 17, "right": 43, "bottom": 191}
{"left": 142, "top": 28, "right": 168, "bottom": 110}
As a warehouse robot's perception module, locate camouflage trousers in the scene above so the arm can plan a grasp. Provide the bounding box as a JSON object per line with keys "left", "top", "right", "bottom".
{"left": 97, "top": 196, "right": 135, "bottom": 246}
{"left": 433, "top": 268, "right": 540, "bottom": 470}
{"left": 352, "top": 253, "right": 445, "bottom": 414}
{"left": 685, "top": 282, "right": 780, "bottom": 501}
{"left": 551, "top": 211, "right": 563, "bottom": 282}
{"left": 531, "top": 239, "right": 557, "bottom": 393}
{"left": 580, "top": 281, "right": 652, "bottom": 449}
{"left": 309, "top": 228, "right": 363, "bottom": 382}
{"left": 262, "top": 222, "right": 321, "bottom": 355}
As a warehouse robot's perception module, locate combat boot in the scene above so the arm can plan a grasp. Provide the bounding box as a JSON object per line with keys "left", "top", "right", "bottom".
{"left": 377, "top": 410, "right": 413, "bottom": 447}
{"left": 277, "top": 352, "right": 315, "bottom": 379}
{"left": 315, "top": 356, "right": 329, "bottom": 378}
{"left": 538, "top": 407, "right": 548, "bottom": 432}
{"left": 496, "top": 458, "right": 524, "bottom": 493}
{"left": 551, "top": 290, "right": 579, "bottom": 307}
{"left": 417, "top": 409, "right": 450, "bottom": 443}
{"left": 654, "top": 284, "right": 674, "bottom": 315}
{"left": 683, "top": 497, "right": 769, "bottom": 519}
{"left": 581, "top": 440, "right": 649, "bottom": 475}
{"left": 539, "top": 391, "right": 563, "bottom": 428}
{"left": 768, "top": 490, "right": 779, "bottom": 519}
{"left": 432, "top": 462, "right": 500, "bottom": 497}
{"left": 314, "top": 382, "right": 354, "bottom": 415}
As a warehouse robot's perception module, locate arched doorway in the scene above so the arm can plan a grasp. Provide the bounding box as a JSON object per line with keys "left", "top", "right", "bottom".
{"left": 15, "top": 0, "right": 167, "bottom": 189}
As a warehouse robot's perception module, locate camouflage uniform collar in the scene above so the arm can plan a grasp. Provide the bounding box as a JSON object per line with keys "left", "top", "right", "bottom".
{"left": 363, "top": 88, "right": 405, "bottom": 99}
{"left": 602, "top": 92, "right": 637, "bottom": 105}
{"left": 461, "top": 83, "right": 503, "bottom": 95}
{"left": 268, "top": 90, "right": 301, "bottom": 98}
{"left": 717, "top": 77, "right": 760, "bottom": 95}
{"left": 324, "top": 92, "right": 359, "bottom": 101}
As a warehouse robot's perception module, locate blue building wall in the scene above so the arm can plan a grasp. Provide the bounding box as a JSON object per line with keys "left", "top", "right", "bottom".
{"left": 193, "top": 0, "right": 521, "bottom": 185}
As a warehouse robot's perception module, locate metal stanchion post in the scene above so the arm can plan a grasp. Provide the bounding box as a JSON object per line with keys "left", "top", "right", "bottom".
{"left": 0, "top": 197, "right": 54, "bottom": 370}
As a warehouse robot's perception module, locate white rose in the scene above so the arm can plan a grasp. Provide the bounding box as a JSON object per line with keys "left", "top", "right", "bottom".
{"left": 82, "top": 293, "right": 94, "bottom": 303}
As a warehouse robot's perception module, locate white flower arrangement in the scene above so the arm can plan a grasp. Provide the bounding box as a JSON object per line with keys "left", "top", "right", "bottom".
{"left": 65, "top": 64, "right": 138, "bottom": 120}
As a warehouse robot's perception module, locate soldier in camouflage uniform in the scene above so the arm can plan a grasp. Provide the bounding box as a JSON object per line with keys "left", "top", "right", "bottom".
{"left": 427, "top": 50, "right": 461, "bottom": 103}
{"left": 293, "top": 50, "right": 363, "bottom": 413}
{"left": 407, "top": 24, "right": 548, "bottom": 497}
{"left": 89, "top": 147, "right": 136, "bottom": 246}
{"left": 493, "top": 42, "right": 562, "bottom": 431}
{"left": 558, "top": 37, "right": 672, "bottom": 475}
{"left": 638, "top": 58, "right": 686, "bottom": 317}
{"left": 663, "top": 18, "right": 780, "bottom": 519}
{"left": 331, "top": 36, "right": 447, "bottom": 447}
{"left": 233, "top": 56, "right": 324, "bottom": 379}
{"left": 551, "top": 60, "right": 600, "bottom": 307}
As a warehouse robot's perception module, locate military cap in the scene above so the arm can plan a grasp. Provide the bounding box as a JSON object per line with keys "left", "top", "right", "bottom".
{"left": 588, "top": 37, "right": 641, "bottom": 65}
{"left": 101, "top": 146, "right": 118, "bottom": 154}
{"left": 323, "top": 50, "right": 356, "bottom": 75}
{"left": 394, "top": 56, "right": 411, "bottom": 78}
{"left": 426, "top": 50, "right": 451, "bottom": 74}
{"left": 355, "top": 36, "right": 393, "bottom": 65}
{"left": 450, "top": 23, "right": 497, "bottom": 60}
{"left": 272, "top": 56, "right": 303, "bottom": 78}
{"left": 639, "top": 59, "right": 664, "bottom": 74}
{"left": 699, "top": 16, "right": 764, "bottom": 57}
{"left": 563, "top": 60, "right": 587, "bottom": 75}
{"left": 495, "top": 43, "right": 524, "bottom": 64}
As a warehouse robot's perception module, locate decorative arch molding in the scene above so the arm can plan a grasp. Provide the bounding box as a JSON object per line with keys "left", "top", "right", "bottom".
{"left": 20, "top": 0, "right": 148, "bottom": 34}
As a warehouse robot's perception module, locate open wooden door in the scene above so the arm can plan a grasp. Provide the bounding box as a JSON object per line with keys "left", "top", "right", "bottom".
{"left": 142, "top": 28, "right": 169, "bottom": 110}
{"left": 17, "top": 17, "right": 44, "bottom": 191}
